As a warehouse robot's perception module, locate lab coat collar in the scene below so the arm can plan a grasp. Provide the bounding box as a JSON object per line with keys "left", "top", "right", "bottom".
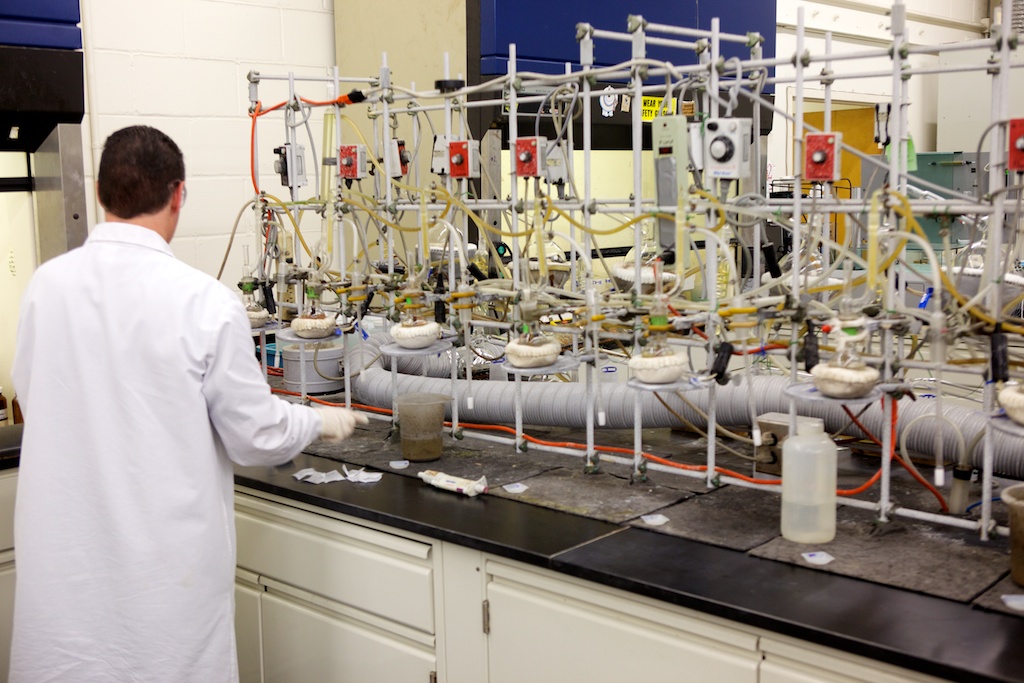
{"left": 87, "top": 222, "right": 175, "bottom": 258}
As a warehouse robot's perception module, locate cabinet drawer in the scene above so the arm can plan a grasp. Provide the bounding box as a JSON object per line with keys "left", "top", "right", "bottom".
{"left": 0, "top": 472, "right": 16, "bottom": 553}
{"left": 235, "top": 499, "right": 434, "bottom": 634}
{"left": 261, "top": 593, "right": 435, "bottom": 683}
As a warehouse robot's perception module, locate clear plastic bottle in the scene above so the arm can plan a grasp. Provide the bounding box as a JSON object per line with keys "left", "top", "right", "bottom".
{"left": 781, "top": 418, "right": 837, "bottom": 543}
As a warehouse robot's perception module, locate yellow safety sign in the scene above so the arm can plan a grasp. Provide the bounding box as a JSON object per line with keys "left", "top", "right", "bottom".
{"left": 640, "top": 96, "right": 677, "bottom": 122}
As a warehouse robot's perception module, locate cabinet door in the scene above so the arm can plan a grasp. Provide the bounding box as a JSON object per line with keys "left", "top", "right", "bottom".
{"left": 0, "top": 472, "right": 16, "bottom": 552}
{"left": 486, "top": 564, "right": 759, "bottom": 683}
{"left": 261, "top": 593, "right": 435, "bottom": 683}
{"left": 235, "top": 581, "right": 263, "bottom": 683}
{"left": 0, "top": 562, "right": 15, "bottom": 683}
{"left": 236, "top": 496, "right": 434, "bottom": 633}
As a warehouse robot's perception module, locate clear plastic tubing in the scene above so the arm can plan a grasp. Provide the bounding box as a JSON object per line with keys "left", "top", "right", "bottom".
{"left": 781, "top": 418, "right": 838, "bottom": 544}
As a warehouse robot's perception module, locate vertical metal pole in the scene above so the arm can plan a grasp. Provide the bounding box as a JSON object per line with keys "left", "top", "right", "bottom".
{"left": 982, "top": 0, "right": 1013, "bottom": 541}
{"left": 631, "top": 17, "right": 646, "bottom": 291}
{"left": 788, "top": 7, "right": 806, "bottom": 437}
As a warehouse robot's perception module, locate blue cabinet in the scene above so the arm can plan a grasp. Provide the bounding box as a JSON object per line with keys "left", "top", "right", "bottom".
{"left": 0, "top": 0, "right": 82, "bottom": 50}
{"left": 479, "top": 0, "right": 775, "bottom": 76}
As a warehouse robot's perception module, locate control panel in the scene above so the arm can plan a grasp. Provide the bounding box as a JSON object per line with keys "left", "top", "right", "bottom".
{"left": 338, "top": 144, "right": 368, "bottom": 180}
{"left": 805, "top": 132, "right": 842, "bottom": 182}
{"left": 515, "top": 136, "right": 546, "bottom": 177}
{"left": 449, "top": 139, "right": 481, "bottom": 179}
{"left": 704, "top": 118, "right": 752, "bottom": 179}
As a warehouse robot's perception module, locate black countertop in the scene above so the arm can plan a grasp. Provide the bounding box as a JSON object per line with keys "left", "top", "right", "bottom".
{"left": 0, "top": 425, "right": 21, "bottom": 470}
{"left": 236, "top": 452, "right": 1024, "bottom": 683}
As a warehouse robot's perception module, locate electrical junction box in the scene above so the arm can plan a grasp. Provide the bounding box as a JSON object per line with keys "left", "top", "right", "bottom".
{"left": 448, "top": 139, "right": 480, "bottom": 179}
{"left": 805, "top": 132, "right": 842, "bottom": 182}
{"left": 543, "top": 144, "right": 568, "bottom": 186}
{"left": 387, "top": 138, "right": 410, "bottom": 177}
{"left": 431, "top": 134, "right": 452, "bottom": 175}
{"left": 273, "top": 143, "right": 307, "bottom": 189}
{"left": 338, "top": 144, "right": 368, "bottom": 180}
{"left": 754, "top": 412, "right": 823, "bottom": 476}
{"left": 515, "top": 136, "right": 546, "bottom": 177}
{"left": 653, "top": 115, "right": 690, "bottom": 250}
{"left": 704, "top": 117, "right": 752, "bottom": 180}
{"left": 1009, "top": 119, "right": 1024, "bottom": 172}
{"left": 653, "top": 115, "right": 690, "bottom": 176}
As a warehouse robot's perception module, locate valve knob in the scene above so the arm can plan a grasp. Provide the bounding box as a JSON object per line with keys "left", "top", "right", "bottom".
{"left": 519, "top": 150, "right": 533, "bottom": 163}
{"left": 1015, "top": 136, "right": 1024, "bottom": 152}
{"left": 811, "top": 150, "right": 827, "bottom": 164}
{"left": 452, "top": 153, "right": 464, "bottom": 165}
{"left": 709, "top": 136, "right": 734, "bottom": 161}
{"left": 341, "top": 157, "right": 353, "bottom": 167}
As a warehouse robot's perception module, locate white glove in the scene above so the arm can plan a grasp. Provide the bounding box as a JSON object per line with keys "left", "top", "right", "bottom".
{"left": 316, "top": 407, "right": 369, "bottom": 442}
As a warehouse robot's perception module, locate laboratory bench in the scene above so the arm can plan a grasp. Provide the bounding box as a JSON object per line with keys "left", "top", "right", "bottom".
{"left": 233, "top": 450, "right": 1024, "bottom": 683}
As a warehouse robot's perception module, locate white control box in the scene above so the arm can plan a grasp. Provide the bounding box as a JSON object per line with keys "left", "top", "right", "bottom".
{"left": 704, "top": 118, "right": 752, "bottom": 179}
{"left": 430, "top": 134, "right": 452, "bottom": 175}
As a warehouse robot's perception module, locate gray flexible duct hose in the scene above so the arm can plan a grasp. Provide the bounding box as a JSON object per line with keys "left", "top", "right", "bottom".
{"left": 350, "top": 334, "right": 1024, "bottom": 478}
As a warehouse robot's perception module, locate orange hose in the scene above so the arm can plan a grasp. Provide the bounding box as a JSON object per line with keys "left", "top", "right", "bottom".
{"left": 840, "top": 402, "right": 948, "bottom": 511}
{"left": 249, "top": 102, "right": 262, "bottom": 194}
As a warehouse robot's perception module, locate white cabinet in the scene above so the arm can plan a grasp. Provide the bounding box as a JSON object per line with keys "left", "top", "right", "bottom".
{"left": 0, "top": 563, "right": 14, "bottom": 683}
{"left": 233, "top": 487, "right": 958, "bottom": 683}
{"left": 484, "top": 560, "right": 761, "bottom": 683}
{"left": 0, "top": 472, "right": 15, "bottom": 552}
{"left": 234, "top": 491, "right": 438, "bottom": 683}
{"left": 0, "top": 470, "right": 17, "bottom": 683}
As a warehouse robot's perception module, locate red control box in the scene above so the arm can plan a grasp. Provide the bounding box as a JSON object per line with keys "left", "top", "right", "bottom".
{"left": 338, "top": 144, "right": 367, "bottom": 179}
{"left": 448, "top": 139, "right": 480, "bottom": 179}
{"left": 515, "top": 136, "right": 546, "bottom": 177}
{"left": 1009, "top": 119, "right": 1024, "bottom": 172}
{"left": 804, "top": 132, "right": 842, "bottom": 182}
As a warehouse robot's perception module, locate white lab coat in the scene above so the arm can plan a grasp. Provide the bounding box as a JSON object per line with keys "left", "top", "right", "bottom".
{"left": 10, "top": 223, "right": 322, "bottom": 683}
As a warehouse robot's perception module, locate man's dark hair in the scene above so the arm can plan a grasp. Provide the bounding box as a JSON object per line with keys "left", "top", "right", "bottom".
{"left": 97, "top": 126, "right": 185, "bottom": 219}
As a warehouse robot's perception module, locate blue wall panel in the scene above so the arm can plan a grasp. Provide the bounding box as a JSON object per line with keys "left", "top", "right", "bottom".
{"left": 480, "top": 0, "right": 775, "bottom": 77}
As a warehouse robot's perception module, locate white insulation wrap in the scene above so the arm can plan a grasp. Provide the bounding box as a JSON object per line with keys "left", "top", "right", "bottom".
{"left": 350, "top": 335, "right": 1023, "bottom": 477}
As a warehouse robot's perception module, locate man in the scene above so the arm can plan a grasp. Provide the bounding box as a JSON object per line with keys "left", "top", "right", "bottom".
{"left": 10, "top": 125, "right": 365, "bottom": 682}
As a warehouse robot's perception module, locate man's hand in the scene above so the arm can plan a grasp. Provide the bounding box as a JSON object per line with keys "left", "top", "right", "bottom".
{"left": 315, "top": 408, "right": 369, "bottom": 442}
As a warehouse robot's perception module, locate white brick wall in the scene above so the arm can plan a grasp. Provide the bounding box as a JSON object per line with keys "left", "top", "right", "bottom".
{"left": 81, "top": 0, "right": 335, "bottom": 281}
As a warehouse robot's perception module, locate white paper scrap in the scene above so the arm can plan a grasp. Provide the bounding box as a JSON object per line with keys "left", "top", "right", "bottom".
{"left": 389, "top": 460, "right": 411, "bottom": 470}
{"left": 1000, "top": 595, "right": 1024, "bottom": 612}
{"left": 343, "top": 465, "right": 383, "bottom": 483}
{"left": 292, "top": 468, "right": 317, "bottom": 481}
{"left": 307, "top": 472, "right": 328, "bottom": 485}
{"left": 801, "top": 551, "right": 835, "bottom": 566}
{"left": 502, "top": 482, "right": 528, "bottom": 494}
{"left": 641, "top": 514, "right": 669, "bottom": 526}
{"left": 323, "top": 470, "right": 345, "bottom": 483}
